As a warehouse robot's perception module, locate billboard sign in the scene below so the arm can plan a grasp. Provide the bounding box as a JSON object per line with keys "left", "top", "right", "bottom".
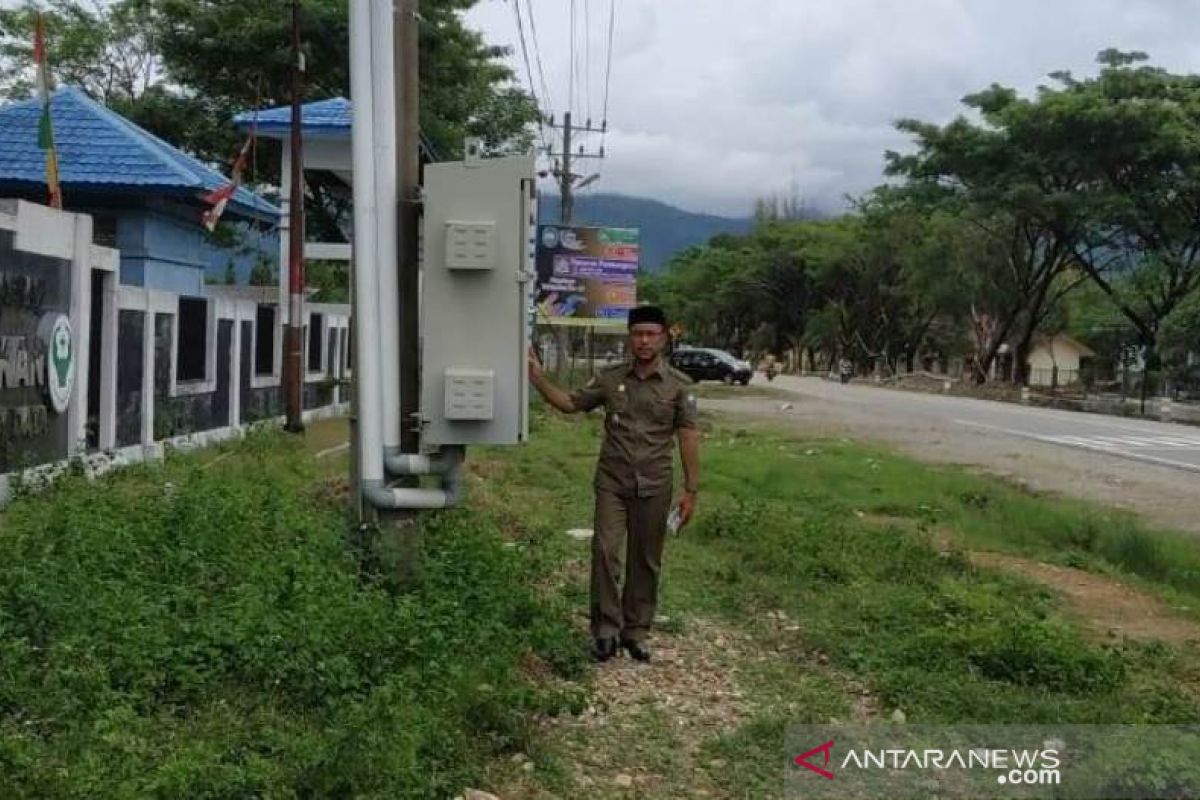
{"left": 535, "top": 225, "right": 638, "bottom": 324}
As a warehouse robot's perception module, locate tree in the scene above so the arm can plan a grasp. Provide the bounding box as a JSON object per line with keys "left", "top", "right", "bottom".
{"left": 1052, "top": 52, "right": 1200, "bottom": 391}
{"left": 801, "top": 217, "right": 880, "bottom": 371}
{"left": 147, "top": 0, "right": 538, "bottom": 163}
{"left": 849, "top": 188, "right": 974, "bottom": 375}
{"left": 651, "top": 53, "right": 1200, "bottom": 396}
{"left": 1159, "top": 292, "right": 1200, "bottom": 385}
{"left": 887, "top": 83, "right": 1090, "bottom": 384}
{"left": 0, "top": 0, "right": 157, "bottom": 103}
{"left": 0, "top": 0, "right": 253, "bottom": 169}
{"left": 249, "top": 258, "right": 277, "bottom": 287}
{"left": 753, "top": 180, "right": 816, "bottom": 223}
{"left": 741, "top": 221, "right": 812, "bottom": 364}
{"left": 892, "top": 50, "right": 1200, "bottom": 395}
{"left": 2, "top": 0, "right": 539, "bottom": 254}
{"left": 145, "top": 0, "right": 539, "bottom": 244}
{"left": 653, "top": 202, "right": 974, "bottom": 378}
{"left": 651, "top": 237, "right": 761, "bottom": 355}
{"left": 305, "top": 259, "right": 349, "bottom": 303}
{"left": 1061, "top": 280, "right": 1137, "bottom": 384}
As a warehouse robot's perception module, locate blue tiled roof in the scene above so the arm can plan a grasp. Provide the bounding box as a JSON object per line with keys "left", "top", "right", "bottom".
{"left": 0, "top": 86, "right": 278, "bottom": 219}
{"left": 235, "top": 97, "right": 352, "bottom": 136}
{"left": 234, "top": 97, "right": 437, "bottom": 159}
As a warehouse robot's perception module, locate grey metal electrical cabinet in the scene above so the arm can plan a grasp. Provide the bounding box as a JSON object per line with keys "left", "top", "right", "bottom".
{"left": 419, "top": 153, "right": 535, "bottom": 446}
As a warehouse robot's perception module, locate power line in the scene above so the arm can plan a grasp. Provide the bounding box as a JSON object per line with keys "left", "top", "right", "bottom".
{"left": 599, "top": 0, "right": 616, "bottom": 161}
{"left": 569, "top": 0, "right": 576, "bottom": 115}
{"left": 524, "top": 0, "right": 553, "bottom": 118}
{"left": 601, "top": 0, "right": 616, "bottom": 127}
{"left": 508, "top": 0, "right": 549, "bottom": 153}
{"left": 584, "top": 0, "right": 592, "bottom": 125}
{"left": 510, "top": 0, "right": 537, "bottom": 108}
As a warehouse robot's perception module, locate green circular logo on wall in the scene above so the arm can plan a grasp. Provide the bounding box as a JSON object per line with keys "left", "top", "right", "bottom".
{"left": 38, "top": 313, "right": 74, "bottom": 415}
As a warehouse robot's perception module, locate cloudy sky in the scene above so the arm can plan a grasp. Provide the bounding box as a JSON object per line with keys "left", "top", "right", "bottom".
{"left": 465, "top": 0, "right": 1200, "bottom": 217}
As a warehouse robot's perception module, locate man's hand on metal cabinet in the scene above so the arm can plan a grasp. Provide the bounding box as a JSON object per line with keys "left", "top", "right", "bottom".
{"left": 528, "top": 346, "right": 544, "bottom": 382}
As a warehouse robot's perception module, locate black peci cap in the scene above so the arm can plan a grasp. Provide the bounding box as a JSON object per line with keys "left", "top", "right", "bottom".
{"left": 627, "top": 305, "right": 668, "bottom": 329}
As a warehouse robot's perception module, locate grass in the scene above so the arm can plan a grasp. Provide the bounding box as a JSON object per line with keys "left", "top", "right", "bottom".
{"left": 715, "top": 424, "right": 1200, "bottom": 612}
{"left": 0, "top": 428, "right": 586, "bottom": 799}
{"left": 3, "top": 407, "right": 1199, "bottom": 798}
{"left": 474, "top": 408, "right": 1200, "bottom": 797}
{"left": 692, "top": 382, "right": 794, "bottom": 402}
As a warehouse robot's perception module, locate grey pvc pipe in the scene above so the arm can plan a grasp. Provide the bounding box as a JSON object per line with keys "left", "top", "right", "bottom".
{"left": 370, "top": 0, "right": 402, "bottom": 453}
{"left": 365, "top": 447, "right": 467, "bottom": 510}
{"left": 349, "top": 0, "right": 384, "bottom": 485}
{"left": 384, "top": 448, "right": 458, "bottom": 477}
{"left": 364, "top": 483, "right": 451, "bottom": 510}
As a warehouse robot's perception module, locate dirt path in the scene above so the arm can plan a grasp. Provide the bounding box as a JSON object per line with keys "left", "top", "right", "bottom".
{"left": 477, "top": 541, "right": 1200, "bottom": 800}
{"left": 853, "top": 513, "right": 1200, "bottom": 646}
{"left": 488, "top": 619, "right": 752, "bottom": 799}
{"left": 969, "top": 551, "right": 1200, "bottom": 646}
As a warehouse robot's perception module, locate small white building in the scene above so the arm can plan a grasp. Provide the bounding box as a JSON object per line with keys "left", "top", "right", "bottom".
{"left": 1027, "top": 334, "right": 1095, "bottom": 387}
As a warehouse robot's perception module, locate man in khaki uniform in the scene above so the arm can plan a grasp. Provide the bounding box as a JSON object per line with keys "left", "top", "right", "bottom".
{"left": 528, "top": 306, "right": 700, "bottom": 663}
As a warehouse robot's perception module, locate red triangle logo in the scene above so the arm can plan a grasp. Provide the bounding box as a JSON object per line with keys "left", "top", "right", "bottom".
{"left": 795, "top": 740, "right": 836, "bottom": 780}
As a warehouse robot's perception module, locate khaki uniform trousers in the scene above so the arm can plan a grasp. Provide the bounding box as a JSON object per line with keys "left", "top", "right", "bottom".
{"left": 590, "top": 488, "right": 673, "bottom": 643}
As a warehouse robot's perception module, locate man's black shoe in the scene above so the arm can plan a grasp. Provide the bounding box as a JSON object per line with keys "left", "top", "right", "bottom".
{"left": 620, "top": 638, "right": 651, "bottom": 663}
{"left": 591, "top": 636, "right": 618, "bottom": 662}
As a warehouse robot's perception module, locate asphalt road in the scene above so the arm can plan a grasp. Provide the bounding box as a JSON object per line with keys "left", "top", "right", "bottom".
{"left": 775, "top": 376, "right": 1200, "bottom": 474}
{"left": 704, "top": 375, "right": 1200, "bottom": 534}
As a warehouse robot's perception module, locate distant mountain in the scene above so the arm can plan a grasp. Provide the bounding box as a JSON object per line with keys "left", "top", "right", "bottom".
{"left": 538, "top": 193, "right": 753, "bottom": 274}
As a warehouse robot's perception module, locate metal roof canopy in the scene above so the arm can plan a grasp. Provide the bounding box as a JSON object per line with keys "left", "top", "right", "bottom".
{"left": 233, "top": 99, "right": 358, "bottom": 325}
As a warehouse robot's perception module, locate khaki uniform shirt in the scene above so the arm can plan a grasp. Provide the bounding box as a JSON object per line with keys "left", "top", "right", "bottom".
{"left": 570, "top": 359, "right": 698, "bottom": 497}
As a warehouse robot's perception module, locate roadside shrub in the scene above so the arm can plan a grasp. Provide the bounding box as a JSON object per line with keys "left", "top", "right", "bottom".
{"left": 1063, "top": 517, "right": 1103, "bottom": 551}
{"left": 960, "top": 619, "right": 1126, "bottom": 694}
{"left": 1061, "top": 728, "right": 1200, "bottom": 797}
{"left": 696, "top": 495, "right": 768, "bottom": 541}
{"left": 1102, "top": 527, "right": 1169, "bottom": 581}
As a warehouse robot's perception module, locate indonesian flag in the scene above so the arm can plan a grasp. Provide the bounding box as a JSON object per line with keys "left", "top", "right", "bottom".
{"left": 34, "top": 16, "right": 62, "bottom": 210}
{"left": 201, "top": 135, "right": 253, "bottom": 231}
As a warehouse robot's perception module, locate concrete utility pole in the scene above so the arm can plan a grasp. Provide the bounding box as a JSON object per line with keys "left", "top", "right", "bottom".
{"left": 397, "top": 0, "right": 420, "bottom": 455}
{"left": 284, "top": 0, "right": 306, "bottom": 432}
{"left": 548, "top": 112, "right": 605, "bottom": 225}
{"left": 559, "top": 111, "right": 573, "bottom": 223}
{"left": 544, "top": 112, "right": 604, "bottom": 371}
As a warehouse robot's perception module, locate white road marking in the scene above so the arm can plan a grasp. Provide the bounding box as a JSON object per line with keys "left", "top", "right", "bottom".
{"left": 1142, "top": 437, "right": 1200, "bottom": 448}
{"left": 1049, "top": 435, "right": 1116, "bottom": 448}
{"left": 1056, "top": 435, "right": 1200, "bottom": 450}
{"left": 953, "top": 419, "right": 1200, "bottom": 474}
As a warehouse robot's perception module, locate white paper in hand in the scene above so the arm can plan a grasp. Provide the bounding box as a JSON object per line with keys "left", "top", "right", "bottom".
{"left": 667, "top": 505, "right": 682, "bottom": 535}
